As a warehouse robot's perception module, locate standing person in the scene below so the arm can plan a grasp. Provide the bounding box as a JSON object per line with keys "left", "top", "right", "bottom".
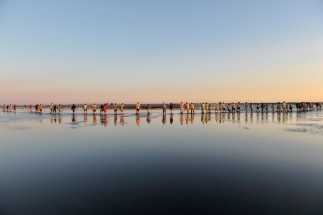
{"left": 244, "top": 102, "right": 248, "bottom": 112}
{"left": 190, "top": 103, "right": 195, "bottom": 114}
{"left": 49, "top": 103, "right": 53, "bottom": 113}
{"left": 206, "top": 102, "right": 210, "bottom": 113}
{"left": 135, "top": 102, "right": 140, "bottom": 115}
{"left": 232, "top": 103, "right": 236, "bottom": 113}
{"left": 162, "top": 103, "right": 167, "bottom": 115}
{"left": 289, "top": 103, "right": 293, "bottom": 112}
{"left": 180, "top": 102, "right": 184, "bottom": 114}
{"left": 120, "top": 103, "right": 124, "bottom": 114}
{"left": 100, "top": 104, "right": 104, "bottom": 114}
{"left": 147, "top": 104, "right": 152, "bottom": 115}
{"left": 265, "top": 103, "right": 269, "bottom": 112}
{"left": 261, "top": 103, "right": 264, "bottom": 113}
{"left": 29, "top": 104, "right": 33, "bottom": 112}
{"left": 92, "top": 103, "right": 97, "bottom": 113}
{"left": 271, "top": 103, "right": 275, "bottom": 112}
{"left": 169, "top": 102, "right": 174, "bottom": 114}
{"left": 83, "top": 104, "right": 88, "bottom": 113}
{"left": 113, "top": 103, "right": 118, "bottom": 114}
{"left": 256, "top": 103, "right": 260, "bottom": 113}
{"left": 58, "top": 104, "right": 62, "bottom": 114}
{"left": 237, "top": 102, "right": 241, "bottom": 113}
{"left": 103, "top": 103, "right": 108, "bottom": 114}
{"left": 13, "top": 104, "right": 16, "bottom": 112}
{"left": 250, "top": 103, "right": 253, "bottom": 112}
{"left": 39, "top": 104, "right": 43, "bottom": 113}
{"left": 185, "top": 102, "right": 190, "bottom": 114}
{"left": 283, "top": 101, "right": 287, "bottom": 112}
{"left": 201, "top": 102, "right": 205, "bottom": 114}
{"left": 71, "top": 104, "right": 76, "bottom": 114}
{"left": 53, "top": 104, "right": 57, "bottom": 114}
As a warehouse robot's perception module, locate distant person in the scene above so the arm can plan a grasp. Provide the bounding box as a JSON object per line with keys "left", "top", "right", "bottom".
{"left": 162, "top": 103, "right": 167, "bottom": 114}
{"left": 237, "top": 102, "right": 241, "bottom": 113}
{"left": 201, "top": 102, "right": 205, "bottom": 114}
{"left": 92, "top": 103, "right": 97, "bottom": 113}
{"left": 71, "top": 104, "right": 76, "bottom": 114}
{"left": 169, "top": 102, "right": 174, "bottom": 114}
{"left": 113, "top": 103, "right": 118, "bottom": 114}
{"left": 49, "top": 103, "right": 53, "bottom": 113}
{"left": 58, "top": 104, "right": 62, "bottom": 114}
{"left": 120, "top": 103, "right": 125, "bottom": 114}
{"left": 147, "top": 104, "right": 152, "bottom": 115}
{"left": 244, "top": 102, "right": 248, "bottom": 112}
{"left": 185, "top": 102, "right": 190, "bottom": 114}
{"left": 83, "top": 104, "right": 88, "bottom": 113}
{"left": 180, "top": 102, "right": 184, "bottom": 114}
{"left": 250, "top": 103, "right": 253, "bottom": 112}
{"left": 190, "top": 103, "right": 195, "bottom": 114}
{"left": 53, "top": 104, "right": 57, "bottom": 114}
{"left": 13, "top": 104, "right": 16, "bottom": 112}
{"left": 135, "top": 102, "right": 140, "bottom": 115}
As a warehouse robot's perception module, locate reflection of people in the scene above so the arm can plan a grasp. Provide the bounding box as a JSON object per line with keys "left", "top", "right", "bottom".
{"left": 180, "top": 114, "right": 184, "bottom": 125}
{"left": 120, "top": 115, "right": 124, "bottom": 127}
{"left": 162, "top": 114, "right": 166, "bottom": 125}
{"left": 93, "top": 114, "right": 97, "bottom": 125}
{"left": 114, "top": 114, "right": 117, "bottom": 126}
{"left": 72, "top": 114, "right": 76, "bottom": 123}
{"left": 136, "top": 115, "right": 141, "bottom": 126}
{"left": 170, "top": 113, "right": 173, "bottom": 124}
{"left": 146, "top": 114, "right": 151, "bottom": 124}
{"left": 191, "top": 113, "right": 195, "bottom": 124}
{"left": 185, "top": 114, "right": 190, "bottom": 124}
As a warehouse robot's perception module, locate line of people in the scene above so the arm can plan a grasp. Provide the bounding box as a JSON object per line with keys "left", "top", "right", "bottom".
{"left": 2, "top": 102, "right": 322, "bottom": 114}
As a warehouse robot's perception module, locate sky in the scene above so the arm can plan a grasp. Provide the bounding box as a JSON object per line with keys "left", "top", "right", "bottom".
{"left": 0, "top": 0, "right": 323, "bottom": 104}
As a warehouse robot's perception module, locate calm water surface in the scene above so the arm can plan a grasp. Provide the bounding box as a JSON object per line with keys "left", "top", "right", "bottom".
{"left": 0, "top": 110, "right": 323, "bottom": 214}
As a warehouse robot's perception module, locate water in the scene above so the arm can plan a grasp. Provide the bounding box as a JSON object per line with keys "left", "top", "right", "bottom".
{"left": 0, "top": 109, "right": 323, "bottom": 214}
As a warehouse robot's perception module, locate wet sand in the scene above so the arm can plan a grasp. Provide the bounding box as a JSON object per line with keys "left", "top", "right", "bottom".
{"left": 0, "top": 110, "right": 323, "bottom": 214}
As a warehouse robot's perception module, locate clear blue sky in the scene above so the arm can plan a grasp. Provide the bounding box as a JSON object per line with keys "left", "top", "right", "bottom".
{"left": 1, "top": 0, "right": 323, "bottom": 104}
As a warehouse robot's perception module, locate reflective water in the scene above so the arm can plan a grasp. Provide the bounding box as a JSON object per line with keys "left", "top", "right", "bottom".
{"left": 0, "top": 110, "right": 323, "bottom": 214}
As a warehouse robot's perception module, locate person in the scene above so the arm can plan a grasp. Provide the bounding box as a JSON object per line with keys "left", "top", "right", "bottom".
{"left": 13, "top": 104, "right": 16, "bottom": 112}
{"left": 71, "top": 104, "right": 76, "bottom": 114}
{"left": 265, "top": 103, "right": 268, "bottom": 112}
{"left": 39, "top": 104, "right": 43, "bottom": 113}
{"left": 83, "top": 104, "right": 88, "bottom": 113}
{"left": 49, "top": 103, "right": 53, "bottom": 113}
{"left": 201, "top": 102, "right": 205, "bottom": 114}
{"left": 147, "top": 104, "right": 151, "bottom": 115}
{"left": 190, "top": 103, "right": 195, "bottom": 114}
{"left": 232, "top": 103, "right": 236, "bottom": 113}
{"left": 250, "top": 103, "right": 253, "bottom": 112}
{"left": 92, "top": 103, "right": 97, "bottom": 113}
{"left": 206, "top": 102, "right": 210, "bottom": 113}
{"left": 53, "top": 104, "right": 57, "bottom": 114}
{"left": 227, "top": 103, "right": 231, "bottom": 113}
{"left": 113, "top": 103, "right": 118, "bottom": 114}
{"left": 261, "top": 103, "right": 264, "bottom": 112}
{"left": 169, "top": 102, "right": 174, "bottom": 114}
{"left": 162, "top": 103, "right": 167, "bottom": 114}
{"left": 180, "top": 102, "right": 184, "bottom": 114}
{"left": 58, "top": 104, "right": 62, "bottom": 114}
{"left": 283, "top": 101, "right": 287, "bottom": 112}
{"left": 237, "top": 102, "right": 241, "bottom": 113}
{"left": 289, "top": 103, "right": 293, "bottom": 112}
{"left": 271, "top": 103, "right": 275, "bottom": 112}
{"left": 100, "top": 104, "right": 104, "bottom": 114}
{"left": 256, "top": 103, "right": 260, "bottom": 113}
{"left": 103, "top": 103, "right": 108, "bottom": 114}
{"left": 29, "top": 104, "right": 32, "bottom": 112}
{"left": 244, "top": 102, "right": 248, "bottom": 112}
{"left": 185, "top": 102, "right": 190, "bottom": 114}
{"left": 120, "top": 103, "right": 124, "bottom": 114}
{"left": 135, "top": 102, "right": 140, "bottom": 115}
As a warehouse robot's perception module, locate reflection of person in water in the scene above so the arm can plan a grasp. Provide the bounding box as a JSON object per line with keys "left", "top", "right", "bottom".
{"left": 170, "top": 113, "right": 173, "bottom": 124}
{"left": 114, "top": 114, "right": 117, "bottom": 126}
{"left": 162, "top": 114, "right": 166, "bottom": 125}
{"left": 146, "top": 114, "right": 151, "bottom": 124}
{"left": 180, "top": 114, "right": 184, "bottom": 125}
{"left": 93, "top": 114, "right": 97, "bottom": 125}
{"left": 191, "top": 113, "right": 195, "bottom": 124}
{"left": 186, "top": 114, "right": 190, "bottom": 124}
{"left": 72, "top": 114, "right": 76, "bottom": 123}
{"left": 136, "top": 115, "right": 141, "bottom": 126}
{"left": 120, "top": 115, "right": 124, "bottom": 127}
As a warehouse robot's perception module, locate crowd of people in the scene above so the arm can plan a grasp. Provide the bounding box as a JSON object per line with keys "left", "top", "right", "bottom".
{"left": 2, "top": 102, "right": 322, "bottom": 114}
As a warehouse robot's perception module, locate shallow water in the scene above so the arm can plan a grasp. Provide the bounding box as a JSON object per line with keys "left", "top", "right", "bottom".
{"left": 0, "top": 110, "right": 323, "bottom": 214}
